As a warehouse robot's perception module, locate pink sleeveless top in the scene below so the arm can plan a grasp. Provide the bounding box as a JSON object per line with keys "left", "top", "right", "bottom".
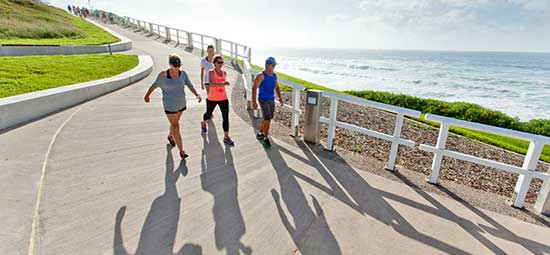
{"left": 208, "top": 69, "right": 228, "bottom": 101}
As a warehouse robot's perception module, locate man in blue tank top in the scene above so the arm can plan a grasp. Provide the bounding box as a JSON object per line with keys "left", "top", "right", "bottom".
{"left": 252, "top": 57, "right": 284, "bottom": 147}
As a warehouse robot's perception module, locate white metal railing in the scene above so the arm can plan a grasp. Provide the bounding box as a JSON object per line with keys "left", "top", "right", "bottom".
{"left": 118, "top": 16, "right": 248, "bottom": 64}
{"left": 418, "top": 114, "right": 550, "bottom": 209}
{"left": 320, "top": 91, "right": 422, "bottom": 171}
{"left": 102, "top": 12, "right": 550, "bottom": 215}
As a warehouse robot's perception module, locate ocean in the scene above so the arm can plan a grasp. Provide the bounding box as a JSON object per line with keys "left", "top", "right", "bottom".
{"left": 254, "top": 48, "right": 550, "bottom": 121}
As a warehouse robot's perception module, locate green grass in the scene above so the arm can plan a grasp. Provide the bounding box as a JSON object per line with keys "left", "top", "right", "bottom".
{"left": 0, "top": 54, "right": 138, "bottom": 98}
{"left": 0, "top": 0, "right": 119, "bottom": 45}
{"left": 250, "top": 64, "right": 550, "bottom": 162}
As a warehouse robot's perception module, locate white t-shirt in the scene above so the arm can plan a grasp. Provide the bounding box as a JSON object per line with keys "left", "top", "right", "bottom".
{"left": 201, "top": 56, "right": 214, "bottom": 84}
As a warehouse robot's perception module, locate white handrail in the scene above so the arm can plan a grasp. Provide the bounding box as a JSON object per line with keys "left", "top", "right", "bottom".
{"left": 425, "top": 114, "right": 550, "bottom": 143}
{"left": 321, "top": 92, "right": 421, "bottom": 171}
{"left": 419, "top": 113, "right": 550, "bottom": 210}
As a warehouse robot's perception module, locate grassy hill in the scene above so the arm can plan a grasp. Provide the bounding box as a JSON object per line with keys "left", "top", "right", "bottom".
{"left": 0, "top": 54, "right": 138, "bottom": 98}
{"left": 0, "top": 0, "right": 119, "bottom": 45}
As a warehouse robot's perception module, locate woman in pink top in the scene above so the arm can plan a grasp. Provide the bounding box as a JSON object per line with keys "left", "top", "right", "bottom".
{"left": 201, "top": 55, "right": 234, "bottom": 146}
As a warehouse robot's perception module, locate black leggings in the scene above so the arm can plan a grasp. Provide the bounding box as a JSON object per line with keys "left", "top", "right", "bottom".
{"left": 203, "top": 99, "right": 229, "bottom": 132}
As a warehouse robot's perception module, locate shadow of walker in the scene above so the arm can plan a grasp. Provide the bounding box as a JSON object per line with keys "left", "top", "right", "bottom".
{"left": 200, "top": 122, "right": 252, "bottom": 255}
{"left": 274, "top": 139, "right": 549, "bottom": 255}
{"left": 264, "top": 141, "right": 342, "bottom": 255}
{"left": 113, "top": 144, "right": 202, "bottom": 255}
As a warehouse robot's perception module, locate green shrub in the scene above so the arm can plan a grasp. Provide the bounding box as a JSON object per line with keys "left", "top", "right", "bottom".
{"left": 344, "top": 90, "right": 549, "bottom": 137}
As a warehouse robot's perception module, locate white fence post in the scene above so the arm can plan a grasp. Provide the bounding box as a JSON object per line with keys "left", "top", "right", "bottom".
{"left": 165, "top": 27, "right": 171, "bottom": 40}
{"left": 535, "top": 178, "right": 550, "bottom": 215}
{"left": 512, "top": 141, "right": 544, "bottom": 208}
{"left": 215, "top": 39, "right": 222, "bottom": 55}
{"left": 176, "top": 30, "right": 180, "bottom": 44}
{"left": 201, "top": 36, "right": 204, "bottom": 57}
{"left": 386, "top": 112, "right": 405, "bottom": 171}
{"left": 428, "top": 122, "right": 450, "bottom": 184}
{"left": 229, "top": 42, "right": 235, "bottom": 64}
{"left": 326, "top": 97, "right": 338, "bottom": 151}
{"left": 149, "top": 23, "right": 154, "bottom": 34}
{"left": 187, "top": 32, "right": 193, "bottom": 49}
{"left": 290, "top": 88, "right": 301, "bottom": 137}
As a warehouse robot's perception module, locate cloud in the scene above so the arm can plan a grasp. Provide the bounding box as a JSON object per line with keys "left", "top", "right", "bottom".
{"left": 353, "top": 0, "right": 549, "bottom": 34}
{"left": 508, "top": 0, "right": 549, "bottom": 10}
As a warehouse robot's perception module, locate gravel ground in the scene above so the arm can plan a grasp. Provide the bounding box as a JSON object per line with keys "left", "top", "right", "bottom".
{"left": 231, "top": 75, "right": 550, "bottom": 227}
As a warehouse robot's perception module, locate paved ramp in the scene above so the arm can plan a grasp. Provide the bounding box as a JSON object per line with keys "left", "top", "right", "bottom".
{"left": 1, "top": 23, "right": 549, "bottom": 255}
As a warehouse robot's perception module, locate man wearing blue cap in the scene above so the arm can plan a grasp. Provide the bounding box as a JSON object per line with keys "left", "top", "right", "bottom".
{"left": 252, "top": 57, "right": 284, "bottom": 148}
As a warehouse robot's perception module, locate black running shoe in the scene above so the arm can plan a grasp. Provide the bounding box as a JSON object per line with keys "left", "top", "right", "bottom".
{"left": 263, "top": 137, "right": 271, "bottom": 148}
{"left": 256, "top": 132, "right": 265, "bottom": 140}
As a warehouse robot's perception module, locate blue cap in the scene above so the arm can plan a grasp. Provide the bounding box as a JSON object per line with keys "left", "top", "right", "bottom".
{"left": 265, "top": 56, "right": 277, "bottom": 66}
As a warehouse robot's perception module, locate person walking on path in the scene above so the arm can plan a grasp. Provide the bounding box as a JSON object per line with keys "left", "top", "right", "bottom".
{"left": 252, "top": 57, "right": 284, "bottom": 148}
{"left": 144, "top": 54, "right": 202, "bottom": 159}
{"left": 201, "top": 45, "right": 216, "bottom": 94}
{"left": 201, "top": 55, "right": 235, "bottom": 146}
{"left": 201, "top": 45, "right": 215, "bottom": 118}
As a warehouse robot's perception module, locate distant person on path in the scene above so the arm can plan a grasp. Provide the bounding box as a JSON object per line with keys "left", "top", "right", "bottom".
{"left": 144, "top": 54, "right": 202, "bottom": 159}
{"left": 201, "top": 55, "right": 235, "bottom": 146}
{"left": 67, "top": 5, "right": 71, "bottom": 13}
{"left": 201, "top": 45, "right": 215, "bottom": 118}
{"left": 252, "top": 57, "right": 283, "bottom": 148}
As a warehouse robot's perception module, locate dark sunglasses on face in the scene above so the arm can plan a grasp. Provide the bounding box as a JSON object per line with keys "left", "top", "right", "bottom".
{"left": 216, "top": 61, "right": 224, "bottom": 64}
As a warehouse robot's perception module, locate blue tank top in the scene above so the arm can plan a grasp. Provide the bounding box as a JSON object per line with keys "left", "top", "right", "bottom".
{"left": 259, "top": 71, "right": 277, "bottom": 100}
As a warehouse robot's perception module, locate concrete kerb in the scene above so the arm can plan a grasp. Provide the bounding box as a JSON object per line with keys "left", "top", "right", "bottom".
{"left": 0, "top": 19, "right": 132, "bottom": 57}
{"left": 0, "top": 55, "right": 153, "bottom": 131}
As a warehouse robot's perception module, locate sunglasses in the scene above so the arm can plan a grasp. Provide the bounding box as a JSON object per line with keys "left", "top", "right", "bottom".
{"left": 216, "top": 61, "right": 224, "bottom": 64}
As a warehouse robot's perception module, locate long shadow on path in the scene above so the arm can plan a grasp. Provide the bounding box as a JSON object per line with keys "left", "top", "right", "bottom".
{"left": 278, "top": 140, "right": 549, "bottom": 254}
{"left": 200, "top": 122, "right": 251, "bottom": 255}
{"left": 114, "top": 145, "right": 202, "bottom": 255}
{"left": 264, "top": 141, "right": 342, "bottom": 255}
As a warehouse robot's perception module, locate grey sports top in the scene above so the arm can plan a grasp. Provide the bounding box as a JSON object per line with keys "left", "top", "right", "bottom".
{"left": 150, "top": 70, "right": 194, "bottom": 112}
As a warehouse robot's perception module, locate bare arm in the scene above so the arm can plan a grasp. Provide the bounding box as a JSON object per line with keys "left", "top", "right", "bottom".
{"left": 275, "top": 77, "right": 283, "bottom": 106}
{"left": 200, "top": 68, "right": 205, "bottom": 90}
{"left": 144, "top": 86, "right": 155, "bottom": 103}
{"left": 144, "top": 72, "right": 166, "bottom": 103}
{"left": 184, "top": 73, "right": 203, "bottom": 102}
{"left": 252, "top": 74, "right": 264, "bottom": 109}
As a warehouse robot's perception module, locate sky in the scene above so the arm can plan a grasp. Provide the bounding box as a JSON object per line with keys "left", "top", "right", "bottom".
{"left": 49, "top": 0, "right": 550, "bottom": 52}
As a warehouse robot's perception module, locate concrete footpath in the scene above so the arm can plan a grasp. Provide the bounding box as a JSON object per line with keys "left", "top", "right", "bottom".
{"left": 0, "top": 22, "right": 548, "bottom": 255}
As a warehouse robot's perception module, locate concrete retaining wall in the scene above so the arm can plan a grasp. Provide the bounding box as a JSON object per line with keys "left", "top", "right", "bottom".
{"left": 0, "top": 55, "right": 153, "bottom": 131}
{"left": 0, "top": 19, "right": 132, "bottom": 56}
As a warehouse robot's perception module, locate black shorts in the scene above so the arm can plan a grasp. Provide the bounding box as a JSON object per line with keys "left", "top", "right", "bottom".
{"left": 259, "top": 99, "right": 275, "bottom": 120}
{"left": 165, "top": 106, "right": 187, "bottom": 114}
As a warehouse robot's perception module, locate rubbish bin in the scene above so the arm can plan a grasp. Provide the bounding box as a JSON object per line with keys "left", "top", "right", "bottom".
{"left": 303, "top": 90, "right": 322, "bottom": 144}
